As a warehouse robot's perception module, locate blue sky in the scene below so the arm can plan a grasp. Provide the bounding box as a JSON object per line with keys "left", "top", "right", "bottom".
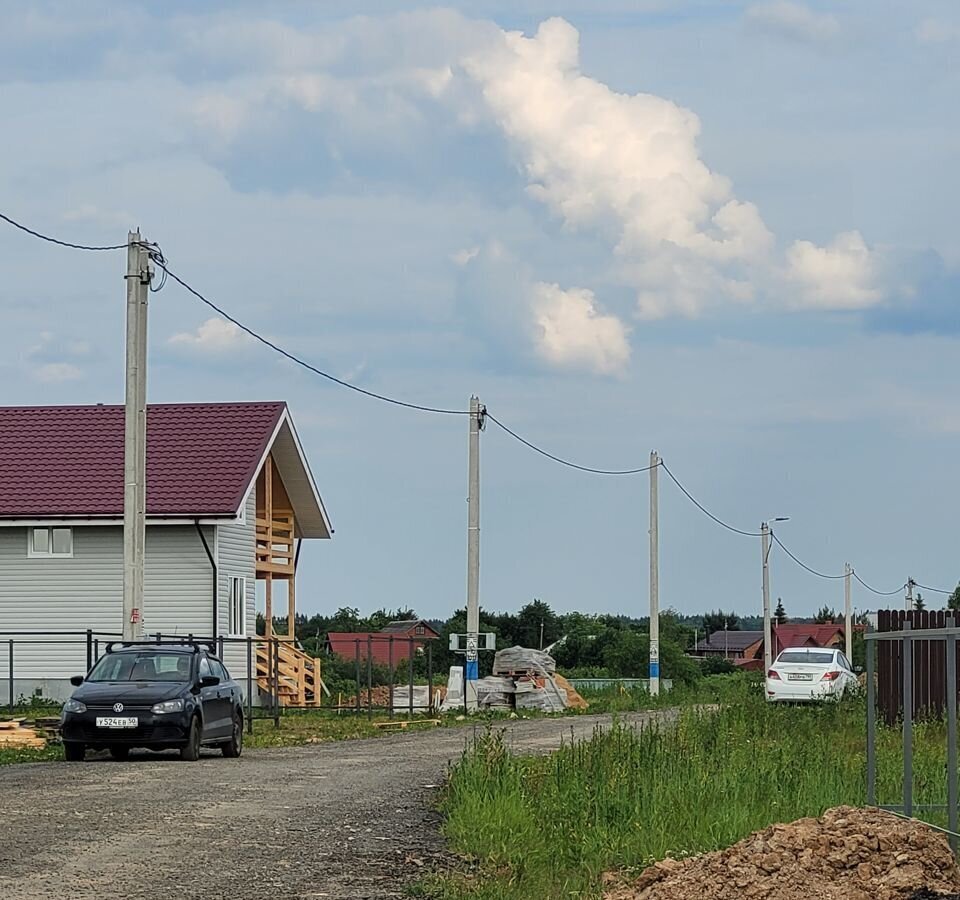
{"left": 1, "top": 1, "right": 958, "bottom": 621}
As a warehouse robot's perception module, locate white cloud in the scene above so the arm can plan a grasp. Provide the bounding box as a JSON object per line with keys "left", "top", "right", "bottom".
{"left": 169, "top": 317, "right": 251, "bottom": 353}
{"left": 786, "top": 231, "right": 880, "bottom": 310}
{"left": 745, "top": 2, "right": 841, "bottom": 44}
{"left": 451, "top": 246, "right": 480, "bottom": 266}
{"left": 532, "top": 282, "right": 630, "bottom": 375}
{"left": 463, "top": 18, "right": 781, "bottom": 319}
{"left": 915, "top": 18, "right": 960, "bottom": 44}
{"left": 61, "top": 203, "right": 133, "bottom": 229}
{"left": 35, "top": 362, "right": 82, "bottom": 383}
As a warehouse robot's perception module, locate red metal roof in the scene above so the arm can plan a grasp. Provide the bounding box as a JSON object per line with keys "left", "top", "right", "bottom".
{"left": 773, "top": 623, "right": 863, "bottom": 656}
{"left": 0, "top": 402, "right": 286, "bottom": 518}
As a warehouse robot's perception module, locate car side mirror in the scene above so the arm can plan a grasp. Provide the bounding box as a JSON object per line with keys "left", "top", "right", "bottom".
{"left": 200, "top": 675, "right": 220, "bottom": 688}
{"left": 70, "top": 675, "right": 84, "bottom": 687}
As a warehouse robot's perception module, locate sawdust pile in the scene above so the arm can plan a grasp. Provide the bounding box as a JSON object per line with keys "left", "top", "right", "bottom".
{"left": 604, "top": 807, "right": 960, "bottom": 900}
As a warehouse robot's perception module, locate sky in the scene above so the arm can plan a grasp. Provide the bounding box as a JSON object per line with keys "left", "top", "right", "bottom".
{"left": 0, "top": 1, "right": 958, "bottom": 622}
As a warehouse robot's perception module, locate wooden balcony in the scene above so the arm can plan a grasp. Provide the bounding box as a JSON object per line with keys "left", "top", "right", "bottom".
{"left": 256, "top": 514, "right": 295, "bottom": 577}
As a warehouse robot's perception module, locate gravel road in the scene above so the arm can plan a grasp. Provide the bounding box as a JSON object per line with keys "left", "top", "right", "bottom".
{"left": 0, "top": 710, "right": 672, "bottom": 900}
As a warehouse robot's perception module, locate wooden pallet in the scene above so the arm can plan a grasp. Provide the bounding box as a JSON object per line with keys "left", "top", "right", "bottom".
{"left": 372, "top": 719, "right": 441, "bottom": 731}
{"left": 0, "top": 720, "right": 47, "bottom": 749}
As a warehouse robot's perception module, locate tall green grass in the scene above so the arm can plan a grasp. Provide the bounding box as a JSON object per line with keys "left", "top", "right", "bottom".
{"left": 428, "top": 691, "right": 949, "bottom": 899}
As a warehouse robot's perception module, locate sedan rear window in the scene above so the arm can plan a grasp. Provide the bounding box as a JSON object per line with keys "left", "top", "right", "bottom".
{"left": 87, "top": 651, "right": 193, "bottom": 682}
{"left": 778, "top": 650, "right": 835, "bottom": 665}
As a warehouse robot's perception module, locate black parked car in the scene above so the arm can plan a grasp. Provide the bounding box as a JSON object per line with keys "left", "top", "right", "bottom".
{"left": 60, "top": 642, "right": 244, "bottom": 761}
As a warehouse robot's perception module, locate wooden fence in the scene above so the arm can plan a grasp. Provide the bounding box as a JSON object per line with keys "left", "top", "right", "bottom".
{"left": 877, "top": 609, "right": 958, "bottom": 725}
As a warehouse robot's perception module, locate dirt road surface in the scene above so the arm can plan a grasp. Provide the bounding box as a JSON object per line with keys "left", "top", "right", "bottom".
{"left": 0, "top": 711, "right": 671, "bottom": 900}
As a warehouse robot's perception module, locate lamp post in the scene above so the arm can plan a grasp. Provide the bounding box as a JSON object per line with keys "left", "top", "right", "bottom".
{"left": 762, "top": 517, "right": 790, "bottom": 674}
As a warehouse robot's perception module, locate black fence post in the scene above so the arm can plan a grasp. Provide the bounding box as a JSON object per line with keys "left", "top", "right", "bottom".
{"left": 85, "top": 629, "right": 93, "bottom": 672}
{"left": 218, "top": 635, "right": 224, "bottom": 660}
{"left": 7, "top": 639, "right": 13, "bottom": 713}
{"left": 408, "top": 637, "right": 414, "bottom": 718}
{"left": 366, "top": 634, "right": 373, "bottom": 719}
{"left": 866, "top": 633, "right": 876, "bottom": 807}
{"left": 427, "top": 643, "right": 433, "bottom": 714}
{"left": 946, "top": 627, "right": 957, "bottom": 855}
{"left": 355, "top": 640, "right": 361, "bottom": 714}
{"left": 389, "top": 636, "right": 394, "bottom": 714}
{"left": 246, "top": 636, "right": 254, "bottom": 736}
{"left": 273, "top": 638, "right": 280, "bottom": 728}
{"left": 903, "top": 636, "right": 914, "bottom": 818}
{"left": 94, "top": 638, "right": 100, "bottom": 664}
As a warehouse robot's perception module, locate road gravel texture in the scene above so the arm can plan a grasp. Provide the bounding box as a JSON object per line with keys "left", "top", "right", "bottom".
{"left": 0, "top": 711, "right": 671, "bottom": 900}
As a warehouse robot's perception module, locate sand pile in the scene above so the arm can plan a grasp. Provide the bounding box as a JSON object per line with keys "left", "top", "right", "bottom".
{"left": 604, "top": 807, "right": 960, "bottom": 900}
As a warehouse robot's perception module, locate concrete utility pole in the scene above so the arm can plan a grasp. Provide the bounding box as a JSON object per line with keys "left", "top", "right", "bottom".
{"left": 465, "top": 395, "right": 484, "bottom": 711}
{"left": 906, "top": 577, "right": 914, "bottom": 613}
{"left": 123, "top": 231, "right": 151, "bottom": 641}
{"left": 649, "top": 450, "right": 660, "bottom": 696}
{"left": 761, "top": 522, "right": 772, "bottom": 673}
{"left": 844, "top": 563, "right": 852, "bottom": 660}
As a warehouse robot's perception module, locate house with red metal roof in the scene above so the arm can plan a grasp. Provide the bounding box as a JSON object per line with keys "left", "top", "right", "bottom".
{"left": 773, "top": 623, "right": 863, "bottom": 657}
{"left": 0, "top": 402, "right": 332, "bottom": 702}
{"left": 328, "top": 620, "right": 440, "bottom": 667}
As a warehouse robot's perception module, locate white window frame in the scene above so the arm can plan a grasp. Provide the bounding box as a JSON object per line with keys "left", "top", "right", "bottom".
{"left": 27, "top": 526, "right": 74, "bottom": 558}
{"left": 228, "top": 576, "right": 247, "bottom": 637}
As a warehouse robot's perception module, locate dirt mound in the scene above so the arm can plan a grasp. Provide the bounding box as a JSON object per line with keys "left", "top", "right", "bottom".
{"left": 604, "top": 807, "right": 960, "bottom": 900}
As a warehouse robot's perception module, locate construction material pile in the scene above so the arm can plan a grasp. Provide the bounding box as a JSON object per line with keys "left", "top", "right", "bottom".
{"left": 442, "top": 646, "right": 587, "bottom": 713}
{"left": 603, "top": 806, "right": 960, "bottom": 900}
{"left": 0, "top": 719, "right": 52, "bottom": 749}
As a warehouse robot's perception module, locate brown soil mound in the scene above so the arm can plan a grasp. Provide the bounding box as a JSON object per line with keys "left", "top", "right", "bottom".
{"left": 604, "top": 807, "right": 960, "bottom": 900}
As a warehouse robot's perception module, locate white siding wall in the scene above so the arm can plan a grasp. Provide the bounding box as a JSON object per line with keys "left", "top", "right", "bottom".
{"left": 216, "top": 491, "right": 256, "bottom": 682}
{"left": 0, "top": 523, "right": 218, "bottom": 697}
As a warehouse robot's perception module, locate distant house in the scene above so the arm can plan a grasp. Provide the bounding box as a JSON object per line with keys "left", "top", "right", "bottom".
{"left": 327, "top": 619, "right": 440, "bottom": 667}
{"left": 0, "top": 402, "right": 332, "bottom": 702}
{"left": 773, "top": 623, "right": 864, "bottom": 657}
{"left": 692, "top": 630, "right": 764, "bottom": 661}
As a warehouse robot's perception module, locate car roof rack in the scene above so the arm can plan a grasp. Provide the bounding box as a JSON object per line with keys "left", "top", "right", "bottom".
{"left": 103, "top": 638, "right": 217, "bottom": 655}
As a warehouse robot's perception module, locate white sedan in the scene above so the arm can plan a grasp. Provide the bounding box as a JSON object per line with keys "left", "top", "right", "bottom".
{"left": 766, "top": 648, "right": 858, "bottom": 702}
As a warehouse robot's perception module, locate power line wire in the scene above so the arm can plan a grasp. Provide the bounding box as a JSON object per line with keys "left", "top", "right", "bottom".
{"left": 157, "top": 262, "right": 469, "bottom": 416}
{"left": 852, "top": 571, "right": 906, "bottom": 597}
{"left": 915, "top": 582, "right": 953, "bottom": 596}
{"left": 0, "top": 211, "right": 131, "bottom": 251}
{"left": 771, "top": 531, "right": 847, "bottom": 579}
{"left": 485, "top": 412, "right": 657, "bottom": 475}
{"left": 659, "top": 461, "right": 763, "bottom": 536}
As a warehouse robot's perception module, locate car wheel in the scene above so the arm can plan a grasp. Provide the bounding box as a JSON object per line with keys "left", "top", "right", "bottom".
{"left": 63, "top": 742, "right": 85, "bottom": 762}
{"left": 179, "top": 716, "right": 201, "bottom": 762}
{"left": 109, "top": 746, "right": 130, "bottom": 761}
{"left": 222, "top": 712, "right": 243, "bottom": 758}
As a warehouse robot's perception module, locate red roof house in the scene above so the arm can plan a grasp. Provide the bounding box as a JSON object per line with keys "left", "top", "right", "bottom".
{"left": 0, "top": 402, "right": 332, "bottom": 700}
{"left": 773, "top": 623, "right": 863, "bottom": 657}
{"left": 328, "top": 620, "right": 440, "bottom": 666}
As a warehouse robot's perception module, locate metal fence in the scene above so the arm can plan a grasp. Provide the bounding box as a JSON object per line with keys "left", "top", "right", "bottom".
{"left": 0, "top": 631, "right": 442, "bottom": 737}
{"left": 865, "top": 624, "right": 960, "bottom": 852}
{"left": 876, "top": 610, "right": 958, "bottom": 725}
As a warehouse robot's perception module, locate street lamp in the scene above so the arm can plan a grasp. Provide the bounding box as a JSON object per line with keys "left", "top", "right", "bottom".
{"left": 762, "top": 517, "right": 790, "bottom": 674}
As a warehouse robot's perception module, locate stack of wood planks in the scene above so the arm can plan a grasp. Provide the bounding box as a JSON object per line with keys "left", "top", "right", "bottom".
{"left": 0, "top": 719, "right": 48, "bottom": 750}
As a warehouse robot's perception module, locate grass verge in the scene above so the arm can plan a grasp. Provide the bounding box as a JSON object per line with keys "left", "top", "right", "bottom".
{"left": 425, "top": 690, "right": 949, "bottom": 899}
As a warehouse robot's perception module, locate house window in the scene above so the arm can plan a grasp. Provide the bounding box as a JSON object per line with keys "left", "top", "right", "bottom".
{"left": 228, "top": 576, "right": 246, "bottom": 636}
{"left": 28, "top": 527, "right": 73, "bottom": 558}
{"left": 415, "top": 625, "right": 425, "bottom": 636}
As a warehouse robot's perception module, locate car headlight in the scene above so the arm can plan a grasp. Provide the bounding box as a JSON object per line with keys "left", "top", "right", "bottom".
{"left": 151, "top": 699, "right": 185, "bottom": 714}
{"left": 63, "top": 699, "right": 86, "bottom": 714}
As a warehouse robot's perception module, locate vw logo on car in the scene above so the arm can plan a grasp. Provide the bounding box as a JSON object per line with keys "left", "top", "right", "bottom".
{"left": 113, "top": 703, "right": 124, "bottom": 713}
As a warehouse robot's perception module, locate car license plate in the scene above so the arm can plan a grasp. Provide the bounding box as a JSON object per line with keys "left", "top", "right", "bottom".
{"left": 788, "top": 674, "right": 813, "bottom": 682}
{"left": 95, "top": 717, "right": 138, "bottom": 728}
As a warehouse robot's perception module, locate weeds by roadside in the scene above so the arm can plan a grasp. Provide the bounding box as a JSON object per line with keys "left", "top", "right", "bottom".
{"left": 425, "top": 689, "right": 947, "bottom": 900}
